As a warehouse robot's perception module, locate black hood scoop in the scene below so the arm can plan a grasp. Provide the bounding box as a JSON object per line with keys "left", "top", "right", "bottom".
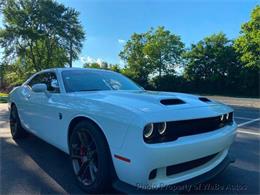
{"left": 198, "top": 97, "right": 211, "bottom": 102}
{"left": 160, "top": 99, "right": 185, "bottom": 106}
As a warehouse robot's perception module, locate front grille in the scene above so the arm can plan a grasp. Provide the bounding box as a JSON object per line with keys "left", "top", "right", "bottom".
{"left": 166, "top": 153, "right": 218, "bottom": 176}
{"left": 145, "top": 112, "right": 233, "bottom": 144}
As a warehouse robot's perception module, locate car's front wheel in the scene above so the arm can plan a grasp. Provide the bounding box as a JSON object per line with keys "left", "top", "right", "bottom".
{"left": 10, "top": 104, "right": 27, "bottom": 139}
{"left": 69, "top": 120, "right": 112, "bottom": 193}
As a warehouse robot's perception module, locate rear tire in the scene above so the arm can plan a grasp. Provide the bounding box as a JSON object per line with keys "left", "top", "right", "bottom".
{"left": 10, "top": 104, "right": 27, "bottom": 139}
{"left": 69, "top": 120, "right": 112, "bottom": 193}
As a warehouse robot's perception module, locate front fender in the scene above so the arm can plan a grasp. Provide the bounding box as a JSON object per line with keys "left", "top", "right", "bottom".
{"left": 61, "top": 99, "right": 143, "bottom": 154}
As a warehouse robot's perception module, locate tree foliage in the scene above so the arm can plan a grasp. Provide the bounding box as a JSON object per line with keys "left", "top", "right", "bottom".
{"left": 119, "top": 27, "right": 184, "bottom": 87}
{"left": 119, "top": 32, "right": 151, "bottom": 87}
{"left": 0, "top": 0, "right": 85, "bottom": 72}
{"left": 184, "top": 33, "right": 241, "bottom": 83}
{"left": 84, "top": 62, "right": 121, "bottom": 73}
{"left": 0, "top": 2, "right": 259, "bottom": 97}
{"left": 234, "top": 5, "right": 260, "bottom": 68}
{"left": 144, "top": 27, "right": 184, "bottom": 77}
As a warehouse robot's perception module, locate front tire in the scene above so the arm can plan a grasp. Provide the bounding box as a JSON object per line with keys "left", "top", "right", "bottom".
{"left": 69, "top": 121, "right": 112, "bottom": 193}
{"left": 10, "top": 104, "right": 27, "bottom": 139}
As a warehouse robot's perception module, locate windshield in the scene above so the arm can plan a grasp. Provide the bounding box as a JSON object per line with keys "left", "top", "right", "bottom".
{"left": 62, "top": 69, "right": 142, "bottom": 92}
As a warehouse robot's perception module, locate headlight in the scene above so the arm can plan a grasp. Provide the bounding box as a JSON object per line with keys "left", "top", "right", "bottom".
{"left": 144, "top": 123, "right": 154, "bottom": 138}
{"left": 157, "top": 122, "right": 167, "bottom": 135}
{"left": 226, "top": 113, "right": 229, "bottom": 120}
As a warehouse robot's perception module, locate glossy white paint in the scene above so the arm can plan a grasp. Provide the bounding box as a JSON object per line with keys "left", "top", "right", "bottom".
{"left": 8, "top": 68, "right": 237, "bottom": 188}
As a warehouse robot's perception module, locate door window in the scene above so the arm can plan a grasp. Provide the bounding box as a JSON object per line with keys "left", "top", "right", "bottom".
{"left": 27, "top": 72, "right": 60, "bottom": 93}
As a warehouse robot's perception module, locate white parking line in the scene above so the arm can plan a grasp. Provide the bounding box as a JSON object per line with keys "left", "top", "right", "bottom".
{"left": 237, "top": 130, "right": 260, "bottom": 136}
{"left": 237, "top": 118, "right": 260, "bottom": 127}
{"left": 235, "top": 116, "right": 255, "bottom": 120}
{"left": 237, "top": 118, "right": 260, "bottom": 136}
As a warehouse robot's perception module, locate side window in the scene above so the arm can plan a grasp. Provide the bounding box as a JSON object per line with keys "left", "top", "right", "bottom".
{"left": 27, "top": 72, "right": 60, "bottom": 93}
{"left": 27, "top": 74, "right": 42, "bottom": 87}
{"left": 41, "top": 72, "right": 60, "bottom": 93}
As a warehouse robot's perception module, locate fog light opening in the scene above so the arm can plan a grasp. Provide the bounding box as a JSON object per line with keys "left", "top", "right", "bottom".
{"left": 149, "top": 169, "right": 157, "bottom": 180}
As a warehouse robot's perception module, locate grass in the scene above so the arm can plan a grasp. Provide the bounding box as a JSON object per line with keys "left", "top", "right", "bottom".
{"left": 0, "top": 93, "right": 8, "bottom": 103}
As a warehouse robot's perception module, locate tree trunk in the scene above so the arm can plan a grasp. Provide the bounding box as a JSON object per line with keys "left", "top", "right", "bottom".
{"left": 159, "top": 64, "right": 162, "bottom": 79}
{"left": 158, "top": 55, "right": 162, "bottom": 89}
{"left": 69, "top": 40, "right": 73, "bottom": 68}
{"left": 29, "top": 41, "right": 39, "bottom": 71}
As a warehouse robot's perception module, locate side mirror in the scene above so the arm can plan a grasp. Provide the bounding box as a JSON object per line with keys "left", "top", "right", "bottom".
{"left": 32, "top": 83, "right": 47, "bottom": 93}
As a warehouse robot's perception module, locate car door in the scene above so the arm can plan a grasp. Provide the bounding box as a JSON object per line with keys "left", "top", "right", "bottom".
{"left": 22, "top": 71, "right": 62, "bottom": 142}
{"left": 18, "top": 73, "right": 43, "bottom": 134}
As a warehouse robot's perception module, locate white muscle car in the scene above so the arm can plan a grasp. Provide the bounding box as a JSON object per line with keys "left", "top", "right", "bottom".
{"left": 8, "top": 68, "right": 237, "bottom": 193}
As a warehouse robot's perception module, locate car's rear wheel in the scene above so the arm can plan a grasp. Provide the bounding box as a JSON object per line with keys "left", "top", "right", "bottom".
{"left": 69, "top": 121, "right": 111, "bottom": 193}
{"left": 10, "top": 104, "right": 27, "bottom": 139}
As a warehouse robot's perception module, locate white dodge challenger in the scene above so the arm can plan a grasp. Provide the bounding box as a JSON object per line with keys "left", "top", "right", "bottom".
{"left": 8, "top": 68, "right": 237, "bottom": 193}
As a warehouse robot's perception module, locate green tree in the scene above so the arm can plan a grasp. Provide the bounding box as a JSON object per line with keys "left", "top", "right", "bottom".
{"left": 184, "top": 33, "right": 241, "bottom": 93}
{"left": 119, "top": 33, "right": 151, "bottom": 87}
{"left": 234, "top": 5, "right": 260, "bottom": 96}
{"left": 119, "top": 26, "right": 184, "bottom": 88}
{"left": 144, "top": 27, "right": 184, "bottom": 78}
{"left": 84, "top": 62, "right": 102, "bottom": 69}
{"left": 234, "top": 5, "right": 260, "bottom": 68}
{"left": 109, "top": 64, "right": 121, "bottom": 72}
{"left": 0, "top": 0, "right": 85, "bottom": 71}
{"left": 84, "top": 61, "right": 122, "bottom": 73}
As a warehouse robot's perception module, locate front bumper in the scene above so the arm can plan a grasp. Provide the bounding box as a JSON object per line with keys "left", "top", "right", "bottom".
{"left": 113, "top": 153, "right": 235, "bottom": 193}
{"left": 112, "top": 122, "right": 237, "bottom": 188}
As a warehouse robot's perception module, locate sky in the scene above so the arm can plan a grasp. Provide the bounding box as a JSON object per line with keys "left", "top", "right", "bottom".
{"left": 1, "top": 0, "right": 259, "bottom": 67}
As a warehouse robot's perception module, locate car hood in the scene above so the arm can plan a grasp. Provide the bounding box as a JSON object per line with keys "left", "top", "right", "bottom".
{"left": 69, "top": 90, "right": 222, "bottom": 113}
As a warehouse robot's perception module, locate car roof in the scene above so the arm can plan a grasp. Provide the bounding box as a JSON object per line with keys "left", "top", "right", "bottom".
{"left": 40, "top": 67, "right": 114, "bottom": 73}
{"left": 23, "top": 67, "right": 115, "bottom": 86}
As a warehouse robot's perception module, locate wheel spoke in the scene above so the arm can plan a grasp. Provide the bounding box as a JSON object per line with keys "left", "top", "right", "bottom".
{"left": 89, "top": 162, "right": 96, "bottom": 182}
{"left": 91, "top": 161, "right": 98, "bottom": 173}
{"left": 71, "top": 155, "right": 82, "bottom": 160}
{"left": 88, "top": 149, "right": 96, "bottom": 156}
{"left": 71, "top": 129, "right": 99, "bottom": 187}
{"left": 77, "top": 161, "right": 89, "bottom": 177}
{"left": 77, "top": 131, "right": 89, "bottom": 147}
{"left": 71, "top": 144, "right": 80, "bottom": 155}
{"left": 77, "top": 131, "right": 95, "bottom": 150}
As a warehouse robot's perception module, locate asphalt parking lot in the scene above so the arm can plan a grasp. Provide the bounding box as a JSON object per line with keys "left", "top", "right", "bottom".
{"left": 0, "top": 97, "right": 259, "bottom": 194}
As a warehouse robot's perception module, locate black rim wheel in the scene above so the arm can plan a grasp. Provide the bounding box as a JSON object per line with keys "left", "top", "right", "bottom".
{"left": 10, "top": 107, "right": 18, "bottom": 136}
{"left": 70, "top": 129, "right": 98, "bottom": 186}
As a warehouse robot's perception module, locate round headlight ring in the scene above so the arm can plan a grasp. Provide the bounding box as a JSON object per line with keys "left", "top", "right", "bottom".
{"left": 158, "top": 122, "right": 167, "bottom": 135}
{"left": 144, "top": 123, "right": 154, "bottom": 138}
{"left": 226, "top": 113, "right": 229, "bottom": 120}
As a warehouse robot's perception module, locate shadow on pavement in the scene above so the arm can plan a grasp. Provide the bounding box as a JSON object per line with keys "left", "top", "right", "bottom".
{"left": 1, "top": 133, "right": 117, "bottom": 194}
{"left": 1, "top": 134, "right": 85, "bottom": 194}
{"left": 1, "top": 136, "right": 72, "bottom": 194}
